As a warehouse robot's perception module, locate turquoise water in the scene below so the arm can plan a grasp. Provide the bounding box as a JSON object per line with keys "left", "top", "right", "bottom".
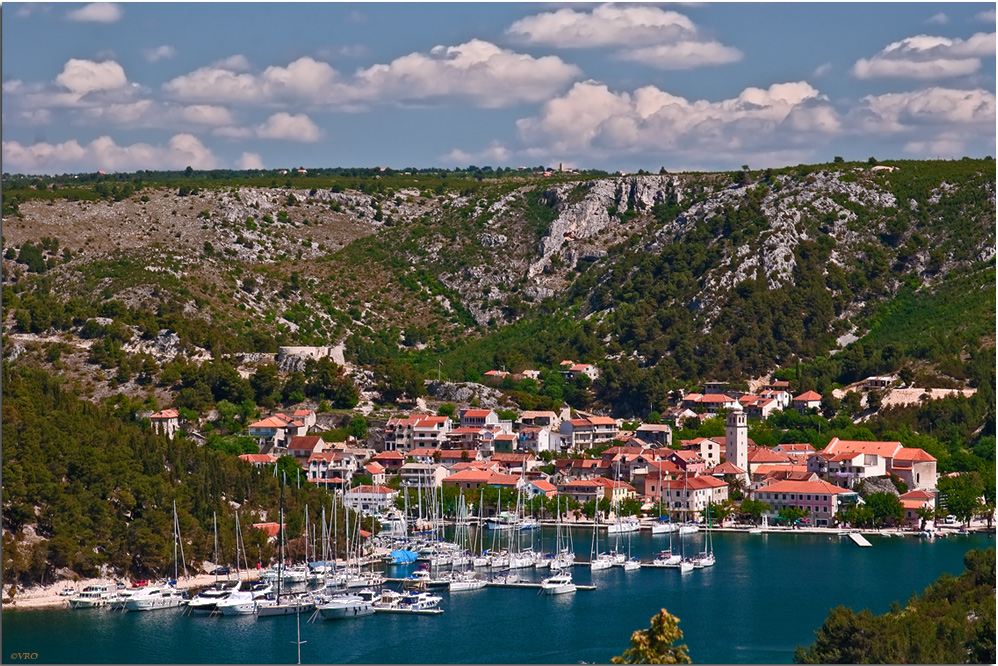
{"left": 3, "top": 530, "right": 992, "bottom": 664}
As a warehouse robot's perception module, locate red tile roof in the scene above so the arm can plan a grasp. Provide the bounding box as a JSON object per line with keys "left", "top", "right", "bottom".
{"left": 346, "top": 485, "right": 396, "bottom": 495}
{"left": 747, "top": 446, "right": 792, "bottom": 464}
{"left": 288, "top": 435, "right": 323, "bottom": 450}
{"left": 151, "top": 409, "right": 180, "bottom": 419}
{"left": 239, "top": 453, "right": 276, "bottom": 464}
{"left": 893, "top": 447, "right": 936, "bottom": 462}
{"left": 823, "top": 438, "right": 902, "bottom": 459}
{"left": 707, "top": 461, "right": 746, "bottom": 475}
{"left": 756, "top": 479, "right": 850, "bottom": 495}
{"left": 794, "top": 391, "right": 823, "bottom": 402}
{"left": 374, "top": 450, "right": 405, "bottom": 460}
{"left": 443, "top": 469, "right": 520, "bottom": 486}
{"left": 462, "top": 409, "right": 493, "bottom": 418}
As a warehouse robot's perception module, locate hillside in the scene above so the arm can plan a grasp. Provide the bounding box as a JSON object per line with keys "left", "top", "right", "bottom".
{"left": 3, "top": 160, "right": 994, "bottom": 411}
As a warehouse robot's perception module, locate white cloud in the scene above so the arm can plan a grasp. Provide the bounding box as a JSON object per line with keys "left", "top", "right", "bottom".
{"left": 857, "top": 87, "right": 996, "bottom": 132}
{"left": 975, "top": 9, "right": 996, "bottom": 23}
{"left": 507, "top": 4, "right": 742, "bottom": 69}
{"left": 351, "top": 39, "right": 580, "bottom": 108}
{"left": 852, "top": 32, "right": 996, "bottom": 79}
{"left": 214, "top": 55, "right": 252, "bottom": 72}
{"left": 165, "top": 42, "right": 579, "bottom": 109}
{"left": 2, "top": 133, "right": 217, "bottom": 173}
{"left": 55, "top": 58, "right": 128, "bottom": 95}
{"left": 515, "top": 80, "right": 839, "bottom": 164}
{"left": 180, "top": 105, "right": 233, "bottom": 126}
{"left": 66, "top": 2, "right": 123, "bottom": 23}
{"left": 442, "top": 141, "right": 513, "bottom": 166}
{"left": 617, "top": 41, "right": 743, "bottom": 69}
{"left": 813, "top": 62, "right": 833, "bottom": 78}
{"left": 925, "top": 12, "right": 949, "bottom": 25}
{"left": 239, "top": 152, "right": 264, "bottom": 170}
{"left": 143, "top": 45, "right": 177, "bottom": 63}
{"left": 256, "top": 112, "right": 322, "bottom": 142}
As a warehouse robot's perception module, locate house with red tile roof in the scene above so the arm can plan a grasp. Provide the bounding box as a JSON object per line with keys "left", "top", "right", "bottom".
{"left": 150, "top": 409, "right": 181, "bottom": 439}
{"left": 759, "top": 389, "right": 791, "bottom": 410}
{"left": 552, "top": 457, "right": 609, "bottom": 481}
{"left": 560, "top": 416, "right": 618, "bottom": 450}
{"left": 384, "top": 414, "right": 452, "bottom": 453}
{"left": 524, "top": 479, "right": 558, "bottom": 500}
{"left": 792, "top": 391, "right": 823, "bottom": 414}
{"left": 442, "top": 468, "right": 523, "bottom": 492}
{"left": 891, "top": 447, "right": 938, "bottom": 491}
{"left": 342, "top": 484, "right": 398, "bottom": 515}
{"left": 636, "top": 459, "right": 683, "bottom": 498}
{"left": 306, "top": 450, "right": 361, "bottom": 484}
{"left": 657, "top": 475, "right": 728, "bottom": 519}
{"left": 695, "top": 393, "right": 740, "bottom": 413}
{"left": 364, "top": 462, "right": 386, "bottom": 485}
{"left": 557, "top": 478, "right": 606, "bottom": 503}
{"left": 399, "top": 462, "right": 449, "bottom": 489}
{"left": 459, "top": 408, "right": 500, "bottom": 429}
{"left": 372, "top": 449, "right": 405, "bottom": 471}
{"left": 239, "top": 453, "right": 278, "bottom": 467}
{"left": 287, "top": 435, "right": 324, "bottom": 461}
{"left": 492, "top": 433, "right": 518, "bottom": 454}
{"left": 750, "top": 464, "right": 815, "bottom": 485}
{"left": 489, "top": 452, "right": 538, "bottom": 473}
{"left": 517, "top": 410, "right": 562, "bottom": 430}
{"left": 752, "top": 478, "right": 858, "bottom": 526}
{"left": 593, "top": 477, "right": 636, "bottom": 503}
{"left": 745, "top": 446, "right": 794, "bottom": 475}
{"left": 248, "top": 413, "right": 307, "bottom": 448}
{"left": 437, "top": 449, "right": 481, "bottom": 466}
{"left": 565, "top": 363, "right": 600, "bottom": 381}
{"left": 665, "top": 449, "right": 707, "bottom": 475}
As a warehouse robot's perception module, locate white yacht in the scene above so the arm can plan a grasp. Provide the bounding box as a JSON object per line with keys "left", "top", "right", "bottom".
{"left": 255, "top": 592, "right": 315, "bottom": 617}
{"left": 317, "top": 588, "right": 376, "bottom": 620}
{"left": 187, "top": 583, "right": 238, "bottom": 615}
{"left": 447, "top": 571, "right": 486, "bottom": 592}
{"left": 69, "top": 584, "right": 118, "bottom": 609}
{"left": 215, "top": 582, "right": 273, "bottom": 616}
{"left": 123, "top": 585, "right": 186, "bottom": 611}
{"left": 540, "top": 572, "right": 577, "bottom": 595}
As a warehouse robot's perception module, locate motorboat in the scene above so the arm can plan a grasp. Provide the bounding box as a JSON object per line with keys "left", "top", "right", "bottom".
{"left": 69, "top": 584, "right": 118, "bottom": 609}
{"left": 373, "top": 590, "right": 444, "bottom": 614}
{"left": 186, "top": 582, "right": 238, "bottom": 615}
{"left": 123, "top": 584, "right": 186, "bottom": 611}
{"left": 316, "top": 588, "right": 376, "bottom": 620}
{"left": 215, "top": 582, "right": 273, "bottom": 615}
{"left": 447, "top": 571, "right": 486, "bottom": 592}
{"left": 403, "top": 568, "right": 449, "bottom": 591}
{"left": 256, "top": 592, "right": 315, "bottom": 617}
{"left": 540, "top": 572, "right": 577, "bottom": 595}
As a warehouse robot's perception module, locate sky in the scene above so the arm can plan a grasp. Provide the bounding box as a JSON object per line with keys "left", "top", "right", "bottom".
{"left": 2, "top": 2, "right": 995, "bottom": 174}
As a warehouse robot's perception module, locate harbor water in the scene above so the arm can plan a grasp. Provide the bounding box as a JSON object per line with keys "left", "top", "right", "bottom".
{"left": 2, "top": 529, "right": 991, "bottom": 664}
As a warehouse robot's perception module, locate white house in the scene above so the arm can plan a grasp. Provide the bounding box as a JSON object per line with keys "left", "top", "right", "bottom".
{"left": 150, "top": 409, "right": 181, "bottom": 439}
{"left": 341, "top": 485, "right": 398, "bottom": 515}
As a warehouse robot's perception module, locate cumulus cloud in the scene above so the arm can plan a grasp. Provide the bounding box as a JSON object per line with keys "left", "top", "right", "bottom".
{"left": 239, "top": 152, "right": 265, "bottom": 170}
{"left": 215, "top": 112, "right": 322, "bottom": 142}
{"left": 514, "top": 80, "right": 839, "bottom": 164}
{"left": 256, "top": 112, "right": 322, "bottom": 141}
{"left": 2, "top": 133, "right": 217, "bottom": 172}
{"left": 925, "top": 12, "right": 949, "bottom": 25}
{"left": 55, "top": 58, "right": 128, "bottom": 95}
{"left": 856, "top": 87, "right": 996, "bottom": 132}
{"left": 143, "top": 45, "right": 177, "bottom": 63}
{"left": 66, "top": 2, "right": 123, "bottom": 23}
{"left": 165, "top": 42, "right": 579, "bottom": 108}
{"left": 442, "top": 141, "right": 513, "bottom": 166}
{"left": 180, "top": 105, "right": 233, "bottom": 126}
{"left": 507, "top": 4, "right": 742, "bottom": 69}
{"left": 351, "top": 39, "right": 580, "bottom": 107}
{"left": 852, "top": 32, "right": 996, "bottom": 79}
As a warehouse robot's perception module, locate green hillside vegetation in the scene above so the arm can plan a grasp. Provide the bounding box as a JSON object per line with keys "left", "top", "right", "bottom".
{"left": 1, "top": 364, "right": 368, "bottom": 590}
{"left": 794, "top": 547, "right": 996, "bottom": 664}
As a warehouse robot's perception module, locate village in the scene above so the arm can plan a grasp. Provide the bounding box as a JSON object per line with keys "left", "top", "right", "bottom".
{"left": 145, "top": 364, "right": 950, "bottom": 536}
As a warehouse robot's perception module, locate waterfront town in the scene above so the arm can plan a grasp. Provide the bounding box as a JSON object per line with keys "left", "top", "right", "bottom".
{"left": 151, "top": 366, "right": 949, "bottom": 534}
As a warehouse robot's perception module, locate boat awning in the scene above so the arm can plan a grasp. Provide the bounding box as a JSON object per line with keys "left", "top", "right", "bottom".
{"left": 390, "top": 550, "right": 419, "bottom": 563}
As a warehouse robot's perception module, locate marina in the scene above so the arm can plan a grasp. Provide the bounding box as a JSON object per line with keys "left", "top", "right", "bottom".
{"left": 3, "top": 529, "right": 989, "bottom": 664}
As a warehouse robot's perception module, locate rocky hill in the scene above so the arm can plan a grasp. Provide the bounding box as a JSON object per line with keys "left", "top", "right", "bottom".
{"left": 2, "top": 160, "right": 994, "bottom": 413}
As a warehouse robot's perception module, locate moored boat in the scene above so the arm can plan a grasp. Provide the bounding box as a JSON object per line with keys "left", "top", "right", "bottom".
{"left": 316, "top": 588, "right": 376, "bottom": 620}
{"left": 540, "top": 572, "right": 577, "bottom": 595}
{"left": 69, "top": 584, "right": 118, "bottom": 609}
{"left": 123, "top": 584, "right": 186, "bottom": 611}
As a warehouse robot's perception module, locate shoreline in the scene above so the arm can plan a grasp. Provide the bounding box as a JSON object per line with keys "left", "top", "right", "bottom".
{"left": 4, "top": 524, "right": 990, "bottom": 612}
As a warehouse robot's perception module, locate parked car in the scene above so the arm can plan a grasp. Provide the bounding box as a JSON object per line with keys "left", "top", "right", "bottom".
{"left": 132, "top": 579, "right": 149, "bottom": 588}
{"left": 59, "top": 588, "right": 75, "bottom": 597}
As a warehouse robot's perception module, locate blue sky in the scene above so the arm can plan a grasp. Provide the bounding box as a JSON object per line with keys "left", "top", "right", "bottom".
{"left": 2, "top": 2, "right": 995, "bottom": 174}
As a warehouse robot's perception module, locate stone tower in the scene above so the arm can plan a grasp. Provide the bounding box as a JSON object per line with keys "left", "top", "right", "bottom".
{"left": 726, "top": 410, "right": 748, "bottom": 472}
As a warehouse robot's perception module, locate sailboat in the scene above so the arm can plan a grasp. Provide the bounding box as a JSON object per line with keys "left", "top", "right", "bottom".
{"left": 258, "top": 482, "right": 315, "bottom": 616}
{"left": 588, "top": 503, "right": 614, "bottom": 571}
{"left": 677, "top": 476, "right": 695, "bottom": 573}
{"left": 693, "top": 502, "right": 716, "bottom": 568}
{"left": 124, "top": 501, "right": 187, "bottom": 611}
